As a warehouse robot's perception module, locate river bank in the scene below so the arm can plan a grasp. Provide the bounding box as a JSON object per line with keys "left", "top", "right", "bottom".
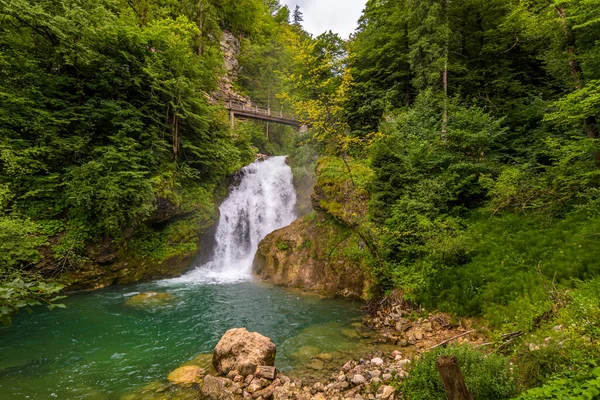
{"left": 123, "top": 293, "right": 484, "bottom": 400}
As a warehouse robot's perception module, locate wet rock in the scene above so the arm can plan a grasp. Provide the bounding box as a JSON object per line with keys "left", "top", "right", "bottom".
{"left": 167, "top": 366, "right": 206, "bottom": 386}
{"left": 202, "top": 375, "right": 242, "bottom": 400}
{"left": 342, "top": 329, "right": 360, "bottom": 339}
{"left": 213, "top": 328, "right": 276, "bottom": 376}
{"left": 316, "top": 353, "right": 333, "bottom": 362}
{"left": 125, "top": 292, "right": 176, "bottom": 307}
{"left": 291, "top": 346, "right": 321, "bottom": 361}
{"left": 307, "top": 359, "right": 324, "bottom": 370}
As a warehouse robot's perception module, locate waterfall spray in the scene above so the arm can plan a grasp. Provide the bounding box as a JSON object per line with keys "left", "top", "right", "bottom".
{"left": 165, "top": 156, "right": 297, "bottom": 284}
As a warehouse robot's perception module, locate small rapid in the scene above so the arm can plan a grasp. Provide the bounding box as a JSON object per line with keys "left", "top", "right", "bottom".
{"left": 165, "top": 156, "right": 297, "bottom": 284}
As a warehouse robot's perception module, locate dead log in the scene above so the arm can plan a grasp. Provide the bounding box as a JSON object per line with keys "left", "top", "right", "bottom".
{"left": 436, "top": 356, "right": 472, "bottom": 400}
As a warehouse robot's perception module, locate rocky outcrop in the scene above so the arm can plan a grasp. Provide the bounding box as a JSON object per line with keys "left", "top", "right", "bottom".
{"left": 211, "top": 31, "right": 250, "bottom": 105}
{"left": 61, "top": 251, "right": 195, "bottom": 292}
{"left": 253, "top": 215, "right": 368, "bottom": 299}
{"left": 213, "top": 328, "right": 277, "bottom": 376}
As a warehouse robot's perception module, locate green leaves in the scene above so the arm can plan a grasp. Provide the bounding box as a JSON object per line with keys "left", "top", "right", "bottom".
{"left": 0, "top": 277, "right": 65, "bottom": 326}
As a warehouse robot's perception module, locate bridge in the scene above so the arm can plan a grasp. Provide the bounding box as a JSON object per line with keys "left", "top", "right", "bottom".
{"left": 225, "top": 100, "right": 306, "bottom": 131}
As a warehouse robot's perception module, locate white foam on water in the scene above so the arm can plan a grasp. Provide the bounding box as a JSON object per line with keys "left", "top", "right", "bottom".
{"left": 161, "top": 156, "right": 297, "bottom": 285}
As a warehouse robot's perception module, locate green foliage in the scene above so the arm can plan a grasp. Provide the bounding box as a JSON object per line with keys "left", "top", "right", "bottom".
{"left": 516, "top": 343, "right": 572, "bottom": 390}
{"left": 515, "top": 368, "right": 600, "bottom": 400}
{"left": 0, "top": 277, "right": 65, "bottom": 326}
{"left": 276, "top": 240, "right": 290, "bottom": 251}
{"left": 402, "top": 345, "right": 517, "bottom": 400}
{"left": 367, "top": 93, "right": 504, "bottom": 298}
{"left": 0, "top": 216, "right": 46, "bottom": 269}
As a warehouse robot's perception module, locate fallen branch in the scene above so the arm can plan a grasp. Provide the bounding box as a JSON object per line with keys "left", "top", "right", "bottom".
{"left": 428, "top": 330, "right": 475, "bottom": 350}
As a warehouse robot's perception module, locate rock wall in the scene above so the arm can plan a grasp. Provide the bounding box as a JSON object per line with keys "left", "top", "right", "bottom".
{"left": 211, "top": 31, "right": 251, "bottom": 105}
{"left": 44, "top": 195, "right": 217, "bottom": 292}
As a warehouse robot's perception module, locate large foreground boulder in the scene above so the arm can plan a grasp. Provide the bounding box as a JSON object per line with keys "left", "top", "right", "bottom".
{"left": 213, "top": 328, "right": 276, "bottom": 376}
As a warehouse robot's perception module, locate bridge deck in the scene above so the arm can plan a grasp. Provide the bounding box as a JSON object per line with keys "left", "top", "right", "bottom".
{"left": 226, "top": 101, "right": 300, "bottom": 127}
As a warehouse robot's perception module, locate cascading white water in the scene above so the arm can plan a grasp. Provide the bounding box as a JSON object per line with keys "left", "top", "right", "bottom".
{"left": 166, "top": 156, "right": 297, "bottom": 284}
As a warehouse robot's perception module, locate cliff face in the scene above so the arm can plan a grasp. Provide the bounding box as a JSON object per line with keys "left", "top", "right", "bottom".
{"left": 253, "top": 215, "right": 367, "bottom": 299}
{"left": 253, "top": 157, "right": 375, "bottom": 299}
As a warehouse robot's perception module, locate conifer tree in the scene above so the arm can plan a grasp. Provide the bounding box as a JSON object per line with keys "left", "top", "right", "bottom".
{"left": 293, "top": 5, "right": 303, "bottom": 27}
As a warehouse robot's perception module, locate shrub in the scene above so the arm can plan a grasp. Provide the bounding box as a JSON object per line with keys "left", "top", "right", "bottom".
{"left": 402, "top": 345, "right": 517, "bottom": 400}
{"left": 515, "top": 368, "right": 600, "bottom": 400}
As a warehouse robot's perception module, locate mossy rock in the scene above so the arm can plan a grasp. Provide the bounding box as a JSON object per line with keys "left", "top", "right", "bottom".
{"left": 125, "top": 292, "right": 176, "bottom": 308}
{"left": 290, "top": 346, "right": 321, "bottom": 362}
{"left": 167, "top": 366, "right": 206, "bottom": 386}
{"left": 181, "top": 353, "right": 216, "bottom": 375}
{"left": 316, "top": 353, "right": 333, "bottom": 362}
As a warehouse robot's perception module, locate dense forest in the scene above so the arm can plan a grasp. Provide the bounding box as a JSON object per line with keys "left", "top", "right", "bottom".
{"left": 2, "top": 0, "right": 600, "bottom": 398}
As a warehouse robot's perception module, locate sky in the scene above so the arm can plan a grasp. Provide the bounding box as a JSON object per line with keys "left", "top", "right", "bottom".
{"left": 280, "top": 0, "right": 367, "bottom": 39}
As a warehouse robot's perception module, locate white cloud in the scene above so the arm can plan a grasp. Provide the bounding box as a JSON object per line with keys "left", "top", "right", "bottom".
{"left": 280, "top": 0, "right": 366, "bottom": 39}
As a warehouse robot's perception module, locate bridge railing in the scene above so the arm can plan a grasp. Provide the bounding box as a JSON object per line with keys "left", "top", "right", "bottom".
{"left": 227, "top": 100, "right": 297, "bottom": 122}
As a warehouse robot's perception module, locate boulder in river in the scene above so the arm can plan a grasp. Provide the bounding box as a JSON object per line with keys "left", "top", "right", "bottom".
{"left": 167, "top": 366, "right": 206, "bottom": 386}
{"left": 213, "top": 328, "right": 276, "bottom": 376}
{"left": 125, "top": 292, "right": 176, "bottom": 307}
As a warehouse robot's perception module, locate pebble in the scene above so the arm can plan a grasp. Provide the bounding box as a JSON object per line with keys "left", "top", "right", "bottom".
{"left": 371, "top": 357, "right": 384, "bottom": 366}
{"left": 380, "top": 385, "right": 395, "bottom": 399}
{"left": 351, "top": 374, "right": 366, "bottom": 385}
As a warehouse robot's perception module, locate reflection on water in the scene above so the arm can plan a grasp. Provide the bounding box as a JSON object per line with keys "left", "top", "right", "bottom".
{"left": 0, "top": 281, "right": 363, "bottom": 399}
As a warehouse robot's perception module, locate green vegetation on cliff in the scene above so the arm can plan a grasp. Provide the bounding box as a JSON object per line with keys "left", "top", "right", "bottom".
{"left": 0, "top": 0, "right": 302, "bottom": 320}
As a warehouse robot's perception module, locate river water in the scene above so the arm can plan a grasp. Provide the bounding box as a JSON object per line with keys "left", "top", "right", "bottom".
{"left": 0, "top": 157, "right": 364, "bottom": 399}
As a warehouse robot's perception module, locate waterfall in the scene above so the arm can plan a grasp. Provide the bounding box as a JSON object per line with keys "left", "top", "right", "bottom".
{"left": 165, "top": 156, "right": 297, "bottom": 284}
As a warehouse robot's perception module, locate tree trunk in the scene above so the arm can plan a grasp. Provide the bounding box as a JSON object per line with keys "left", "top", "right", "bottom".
{"left": 436, "top": 356, "right": 472, "bottom": 400}
{"left": 441, "top": 0, "right": 449, "bottom": 141}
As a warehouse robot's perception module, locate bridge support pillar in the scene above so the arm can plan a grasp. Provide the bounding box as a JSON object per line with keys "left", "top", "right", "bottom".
{"left": 230, "top": 110, "right": 235, "bottom": 130}
{"left": 299, "top": 124, "right": 309, "bottom": 133}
